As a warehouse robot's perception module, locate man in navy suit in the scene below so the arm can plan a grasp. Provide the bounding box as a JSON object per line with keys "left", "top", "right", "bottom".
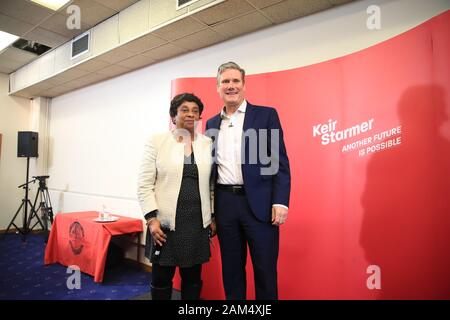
{"left": 206, "top": 62, "right": 291, "bottom": 300}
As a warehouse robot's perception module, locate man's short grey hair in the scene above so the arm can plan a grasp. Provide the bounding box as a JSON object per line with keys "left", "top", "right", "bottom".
{"left": 216, "top": 61, "right": 246, "bottom": 85}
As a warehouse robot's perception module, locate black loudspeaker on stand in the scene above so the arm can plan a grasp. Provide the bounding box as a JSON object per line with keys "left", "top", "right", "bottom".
{"left": 18, "top": 131, "right": 38, "bottom": 158}
{"left": 2, "top": 131, "right": 54, "bottom": 241}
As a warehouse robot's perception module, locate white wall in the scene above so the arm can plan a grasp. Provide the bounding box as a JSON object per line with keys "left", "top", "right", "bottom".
{"left": 46, "top": 0, "right": 449, "bottom": 258}
{"left": 0, "top": 73, "right": 32, "bottom": 229}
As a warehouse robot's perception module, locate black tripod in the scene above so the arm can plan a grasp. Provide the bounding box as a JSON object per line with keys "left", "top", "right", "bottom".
{"left": 30, "top": 175, "right": 54, "bottom": 238}
{"left": 2, "top": 157, "right": 46, "bottom": 241}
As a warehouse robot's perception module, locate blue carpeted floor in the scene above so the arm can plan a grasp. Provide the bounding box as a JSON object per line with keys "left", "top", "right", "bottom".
{"left": 0, "top": 233, "right": 151, "bottom": 300}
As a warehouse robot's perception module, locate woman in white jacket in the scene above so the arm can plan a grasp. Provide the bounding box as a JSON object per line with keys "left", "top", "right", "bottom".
{"left": 137, "top": 93, "right": 216, "bottom": 300}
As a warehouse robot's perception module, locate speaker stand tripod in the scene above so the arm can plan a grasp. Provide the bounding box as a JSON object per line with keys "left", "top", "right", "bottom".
{"left": 2, "top": 157, "right": 45, "bottom": 242}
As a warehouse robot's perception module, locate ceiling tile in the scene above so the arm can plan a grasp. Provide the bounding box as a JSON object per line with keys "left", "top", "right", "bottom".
{"left": 329, "top": 0, "right": 355, "bottom": 5}
{"left": 0, "top": 13, "right": 34, "bottom": 36}
{"left": 96, "top": 47, "right": 135, "bottom": 64}
{"left": 79, "top": 72, "right": 108, "bottom": 85}
{"left": 193, "top": 0, "right": 255, "bottom": 26}
{"left": 142, "top": 43, "right": 188, "bottom": 61}
{"left": 94, "top": 0, "right": 140, "bottom": 12}
{"left": 172, "top": 28, "right": 226, "bottom": 51}
{"left": 262, "top": 0, "right": 332, "bottom": 24}
{"left": 9, "top": 89, "right": 34, "bottom": 98}
{"left": 0, "top": 65, "right": 14, "bottom": 74}
{"left": 49, "top": 67, "right": 90, "bottom": 84}
{"left": 39, "top": 84, "right": 71, "bottom": 97}
{"left": 151, "top": 17, "right": 207, "bottom": 41}
{"left": 186, "top": 0, "right": 221, "bottom": 12}
{"left": 96, "top": 64, "right": 131, "bottom": 76}
{"left": 121, "top": 34, "right": 167, "bottom": 53}
{"left": 20, "top": 81, "right": 54, "bottom": 96}
{"left": 116, "top": 54, "right": 155, "bottom": 69}
{"left": 0, "top": 56, "right": 26, "bottom": 73}
{"left": 0, "top": 0, "right": 54, "bottom": 25}
{"left": 70, "top": 0, "right": 117, "bottom": 26}
{"left": 212, "top": 11, "right": 272, "bottom": 39}
{"left": 73, "top": 58, "right": 111, "bottom": 72}
{"left": 23, "top": 27, "right": 69, "bottom": 48}
{"left": 0, "top": 47, "right": 37, "bottom": 64}
{"left": 245, "top": 0, "right": 284, "bottom": 9}
{"left": 57, "top": 72, "right": 105, "bottom": 88}
{"left": 39, "top": 12, "right": 91, "bottom": 38}
{"left": 59, "top": 81, "right": 84, "bottom": 91}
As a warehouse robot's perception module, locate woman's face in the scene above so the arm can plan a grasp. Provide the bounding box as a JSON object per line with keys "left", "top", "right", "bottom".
{"left": 173, "top": 101, "right": 200, "bottom": 131}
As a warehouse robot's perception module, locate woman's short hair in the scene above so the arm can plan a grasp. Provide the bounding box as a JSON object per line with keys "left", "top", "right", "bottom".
{"left": 170, "top": 93, "right": 204, "bottom": 118}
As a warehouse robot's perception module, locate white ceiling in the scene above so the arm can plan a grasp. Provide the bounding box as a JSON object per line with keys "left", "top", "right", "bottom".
{"left": 0, "top": 0, "right": 357, "bottom": 98}
{"left": 0, "top": 0, "right": 140, "bottom": 73}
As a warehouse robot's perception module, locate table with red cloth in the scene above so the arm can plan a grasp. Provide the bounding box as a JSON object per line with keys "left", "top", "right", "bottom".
{"left": 44, "top": 211, "right": 143, "bottom": 282}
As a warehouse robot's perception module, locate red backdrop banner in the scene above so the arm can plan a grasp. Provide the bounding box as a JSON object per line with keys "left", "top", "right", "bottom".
{"left": 172, "top": 11, "right": 450, "bottom": 299}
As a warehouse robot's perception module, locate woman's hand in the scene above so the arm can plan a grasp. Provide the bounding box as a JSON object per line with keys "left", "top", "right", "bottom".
{"left": 209, "top": 218, "right": 217, "bottom": 238}
{"left": 148, "top": 218, "right": 167, "bottom": 246}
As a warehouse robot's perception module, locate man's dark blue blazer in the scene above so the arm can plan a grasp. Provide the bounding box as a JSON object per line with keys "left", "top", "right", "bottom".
{"left": 205, "top": 102, "right": 291, "bottom": 222}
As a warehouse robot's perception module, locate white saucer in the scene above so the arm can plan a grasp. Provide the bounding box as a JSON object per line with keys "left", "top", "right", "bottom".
{"left": 93, "top": 216, "right": 119, "bottom": 223}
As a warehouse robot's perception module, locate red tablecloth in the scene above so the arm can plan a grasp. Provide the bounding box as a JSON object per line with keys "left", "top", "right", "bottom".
{"left": 44, "top": 211, "right": 143, "bottom": 282}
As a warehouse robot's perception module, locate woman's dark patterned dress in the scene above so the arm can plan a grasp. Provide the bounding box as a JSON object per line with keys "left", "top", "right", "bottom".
{"left": 149, "top": 153, "right": 210, "bottom": 267}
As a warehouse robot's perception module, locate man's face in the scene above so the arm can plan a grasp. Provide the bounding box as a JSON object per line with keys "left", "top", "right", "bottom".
{"left": 217, "top": 68, "right": 245, "bottom": 108}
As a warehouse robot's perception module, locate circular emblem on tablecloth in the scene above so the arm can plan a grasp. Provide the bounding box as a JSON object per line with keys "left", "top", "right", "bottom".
{"left": 69, "top": 222, "right": 84, "bottom": 255}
